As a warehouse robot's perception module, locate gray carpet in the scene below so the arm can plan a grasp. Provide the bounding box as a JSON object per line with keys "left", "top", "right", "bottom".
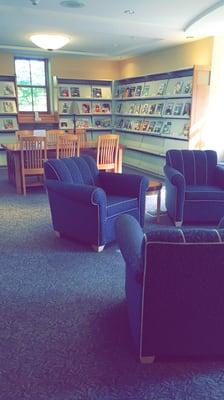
{"left": 1, "top": 168, "right": 224, "bottom": 400}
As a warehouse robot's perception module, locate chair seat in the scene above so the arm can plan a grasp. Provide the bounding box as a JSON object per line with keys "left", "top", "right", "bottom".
{"left": 185, "top": 185, "right": 224, "bottom": 201}
{"left": 106, "top": 195, "right": 138, "bottom": 218}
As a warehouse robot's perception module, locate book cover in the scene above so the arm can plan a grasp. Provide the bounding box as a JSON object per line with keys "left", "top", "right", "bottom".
{"left": 3, "top": 118, "right": 14, "bottom": 129}
{"left": 116, "top": 103, "right": 122, "bottom": 113}
{"left": 59, "top": 86, "right": 70, "bottom": 97}
{"left": 134, "top": 104, "right": 141, "bottom": 114}
{"left": 118, "top": 119, "right": 123, "bottom": 128}
{"left": 182, "top": 122, "right": 190, "bottom": 137}
{"left": 183, "top": 81, "right": 192, "bottom": 94}
{"left": 155, "top": 103, "right": 164, "bottom": 115}
{"left": 162, "top": 121, "right": 172, "bottom": 134}
{"left": 3, "top": 101, "right": 16, "bottom": 113}
{"left": 124, "top": 87, "right": 130, "bottom": 98}
{"left": 128, "top": 104, "right": 135, "bottom": 114}
{"left": 173, "top": 81, "right": 183, "bottom": 95}
{"left": 75, "top": 118, "right": 90, "bottom": 128}
{"left": 92, "top": 87, "right": 102, "bottom": 98}
{"left": 147, "top": 121, "right": 156, "bottom": 133}
{"left": 92, "top": 103, "right": 102, "bottom": 113}
{"left": 182, "top": 102, "right": 191, "bottom": 117}
{"left": 60, "top": 101, "right": 71, "bottom": 114}
{"left": 0, "top": 82, "right": 15, "bottom": 97}
{"left": 142, "top": 85, "right": 150, "bottom": 97}
{"left": 141, "top": 120, "right": 149, "bottom": 131}
{"left": 148, "top": 103, "right": 156, "bottom": 114}
{"left": 101, "top": 103, "right": 111, "bottom": 113}
{"left": 129, "top": 86, "right": 136, "bottom": 97}
{"left": 81, "top": 102, "right": 91, "bottom": 114}
{"left": 157, "top": 82, "right": 167, "bottom": 96}
{"left": 153, "top": 121, "right": 163, "bottom": 134}
{"left": 140, "top": 103, "right": 149, "bottom": 114}
{"left": 173, "top": 103, "right": 184, "bottom": 116}
{"left": 70, "top": 86, "right": 80, "bottom": 97}
{"left": 134, "top": 119, "right": 141, "bottom": 130}
{"left": 135, "top": 85, "right": 142, "bottom": 97}
{"left": 164, "top": 102, "right": 174, "bottom": 116}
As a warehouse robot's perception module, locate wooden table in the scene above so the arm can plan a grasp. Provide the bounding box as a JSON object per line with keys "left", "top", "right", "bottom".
{"left": 1, "top": 141, "right": 124, "bottom": 194}
{"left": 146, "top": 180, "right": 163, "bottom": 222}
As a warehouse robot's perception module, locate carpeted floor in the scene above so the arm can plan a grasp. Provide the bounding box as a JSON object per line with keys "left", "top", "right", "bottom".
{"left": 1, "top": 168, "right": 224, "bottom": 400}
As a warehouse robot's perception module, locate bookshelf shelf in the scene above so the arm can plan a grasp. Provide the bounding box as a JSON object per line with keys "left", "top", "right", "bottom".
{"left": 55, "top": 77, "right": 113, "bottom": 134}
{"left": 113, "top": 66, "right": 210, "bottom": 176}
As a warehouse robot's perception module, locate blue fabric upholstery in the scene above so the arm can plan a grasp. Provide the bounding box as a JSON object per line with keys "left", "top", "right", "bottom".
{"left": 116, "top": 214, "right": 224, "bottom": 361}
{"left": 164, "top": 150, "right": 224, "bottom": 225}
{"left": 44, "top": 155, "right": 148, "bottom": 249}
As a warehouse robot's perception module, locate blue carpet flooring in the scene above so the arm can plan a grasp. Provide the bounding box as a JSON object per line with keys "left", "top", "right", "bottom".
{"left": 1, "top": 168, "right": 224, "bottom": 400}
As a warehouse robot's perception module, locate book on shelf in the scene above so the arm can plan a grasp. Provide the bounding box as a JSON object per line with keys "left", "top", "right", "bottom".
{"left": 128, "top": 104, "right": 135, "bottom": 114}
{"left": 70, "top": 86, "right": 80, "bottom": 97}
{"left": 60, "top": 101, "right": 72, "bottom": 114}
{"left": 129, "top": 86, "right": 136, "bottom": 97}
{"left": 59, "top": 118, "right": 74, "bottom": 129}
{"left": 154, "top": 103, "right": 164, "bottom": 116}
{"left": 183, "top": 81, "right": 192, "bottom": 94}
{"left": 173, "top": 81, "right": 183, "bottom": 95}
{"left": 0, "top": 81, "right": 16, "bottom": 97}
{"left": 173, "top": 103, "right": 184, "bottom": 116}
{"left": 163, "top": 102, "right": 174, "bottom": 116}
{"left": 135, "top": 85, "right": 143, "bottom": 97}
{"left": 114, "top": 87, "right": 120, "bottom": 98}
{"left": 182, "top": 102, "right": 191, "bottom": 117}
{"left": 93, "top": 117, "right": 111, "bottom": 128}
{"left": 153, "top": 120, "right": 163, "bottom": 134}
{"left": 92, "top": 87, "right": 102, "bottom": 98}
{"left": 142, "top": 84, "right": 150, "bottom": 97}
{"left": 147, "top": 121, "right": 156, "bottom": 133}
{"left": 134, "top": 103, "right": 141, "bottom": 114}
{"left": 116, "top": 103, "right": 122, "bottom": 113}
{"left": 141, "top": 119, "right": 149, "bottom": 131}
{"left": 162, "top": 121, "right": 172, "bottom": 134}
{"left": 133, "top": 119, "right": 142, "bottom": 131}
{"left": 123, "top": 87, "right": 130, "bottom": 98}
{"left": 157, "top": 81, "right": 167, "bottom": 96}
{"left": 182, "top": 122, "right": 190, "bottom": 137}
{"left": 2, "top": 117, "right": 17, "bottom": 130}
{"left": 1, "top": 100, "right": 17, "bottom": 113}
{"left": 140, "top": 103, "right": 149, "bottom": 114}
{"left": 148, "top": 103, "right": 156, "bottom": 115}
{"left": 59, "top": 86, "right": 70, "bottom": 97}
{"left": 75, "top": 118, "right": 91, "bottom": 129}
{"left": 117, "top": 118, "right": 124, "bottom": 128}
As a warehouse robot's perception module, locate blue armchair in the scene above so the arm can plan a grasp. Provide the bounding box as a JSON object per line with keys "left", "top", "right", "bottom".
{"left": 116, "top": 214, "right": 224, "bottom": 363}
{"left": 164, "top": 149, "right": 224, "bottom": 226}
{"left": 44, "top": 155, "right": 148, "bottom": 251}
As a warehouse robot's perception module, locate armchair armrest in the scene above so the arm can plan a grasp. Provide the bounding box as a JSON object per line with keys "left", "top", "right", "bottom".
{"left": 164, "top": 165, "right": 185, "bottom": 191}
{"left": 99, "top": 172, "right": 148, "bottom": 197}
{"left": 116, "top": 214, "right": 144, "bottom": 279}
{"left": 214, "top": 165, "right": 224, "bottom": 189}
{"left": 45, "top": 179, "right": 106, "bottom": 206}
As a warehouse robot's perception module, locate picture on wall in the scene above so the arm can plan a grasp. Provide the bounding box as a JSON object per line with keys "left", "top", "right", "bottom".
{"left": 0, "top": 81, "right": 16, "bottom": 97}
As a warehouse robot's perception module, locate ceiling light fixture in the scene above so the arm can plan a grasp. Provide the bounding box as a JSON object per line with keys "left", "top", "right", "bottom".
{"left": 60, "top": 0, "right": 85, "bottom": 8}
{"left": 124, "top": 9, "right": 135, "bottom": 15}
{"left": 30, "top": 34, "right": 70, "bottom": 51}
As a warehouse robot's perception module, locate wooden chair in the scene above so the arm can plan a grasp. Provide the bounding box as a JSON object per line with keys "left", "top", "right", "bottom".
{"left": 96, "top": 134, "right": 119, "bottom": 172}
{"left": 46, "top": 129, "right": 64, "bottom": 146}
{"left": 16, "top": 130, "right": 33, "bottom": 140}
{"left": 56, "top": 133, "right": 79, "bottom": 159}
{"left": 20, "top": 136, "right": 47, "bottom": 195}
{"left": 75, "top": 128, "right": 87, "bottom": 149}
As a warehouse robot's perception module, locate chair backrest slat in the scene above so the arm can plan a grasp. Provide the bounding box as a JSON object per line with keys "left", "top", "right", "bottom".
{"left": 97, "top": 134, "right": 119, "bottom": 172}
{"left": 56, "top": 134, "right": 79, "bottom": 159}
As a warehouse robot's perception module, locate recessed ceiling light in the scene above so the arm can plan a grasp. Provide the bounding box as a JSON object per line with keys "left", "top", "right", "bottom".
{"left": 124, "top": 9, "right": 135, "bottom": 15}
{"left": 60, "top": 0, "right": 85, "bottom": 8}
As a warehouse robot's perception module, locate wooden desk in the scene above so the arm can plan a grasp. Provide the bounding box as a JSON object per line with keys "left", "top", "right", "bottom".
{"left": 2, "top": 141, "right": 124, "bottom": 194}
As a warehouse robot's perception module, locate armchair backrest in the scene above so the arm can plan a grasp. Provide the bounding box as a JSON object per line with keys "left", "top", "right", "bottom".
{"left": 44, "top": 155, "right": 99, "bottom": 185}
{"left": 166, "top": 149, "right": 217, "bottom": 185}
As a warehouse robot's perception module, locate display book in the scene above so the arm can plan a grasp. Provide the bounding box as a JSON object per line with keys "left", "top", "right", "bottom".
{"left": 57, "top": 78, "right": 112, "bottom": 131}
{"left": 0, "top": 77, "right": 18, "bottom": 132}
{"left": 113, "top": 71, "right": 193, "bottom": 139}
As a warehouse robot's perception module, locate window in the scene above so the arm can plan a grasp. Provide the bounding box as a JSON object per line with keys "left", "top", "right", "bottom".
{"left": 15, "top": 58, "right": 48, "bottom": 112}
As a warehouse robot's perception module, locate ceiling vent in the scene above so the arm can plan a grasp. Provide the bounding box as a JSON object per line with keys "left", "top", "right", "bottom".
{"left": 60, "top": 0, "right": 85, "bottom": 8}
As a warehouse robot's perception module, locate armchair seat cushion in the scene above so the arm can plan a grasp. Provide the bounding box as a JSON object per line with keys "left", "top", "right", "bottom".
{"left": 185, "top": 185, "right": 224, "bottom": 201}
{"left": 106, "top": 195, "right": 138, "bottom": 218}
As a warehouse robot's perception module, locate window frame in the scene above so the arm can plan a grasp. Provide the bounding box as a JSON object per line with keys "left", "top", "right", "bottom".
{"left": 15, "top": 56, "right": 50, "bottom": 113}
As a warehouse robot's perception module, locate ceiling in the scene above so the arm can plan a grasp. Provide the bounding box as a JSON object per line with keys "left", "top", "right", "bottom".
{"left": 0, "top": 0, "right": 224, "bottom": 59}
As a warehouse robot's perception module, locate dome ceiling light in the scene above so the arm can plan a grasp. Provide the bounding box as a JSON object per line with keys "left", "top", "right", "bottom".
{"left": 30, "top": 34, "right": 70, "bottom": 51}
